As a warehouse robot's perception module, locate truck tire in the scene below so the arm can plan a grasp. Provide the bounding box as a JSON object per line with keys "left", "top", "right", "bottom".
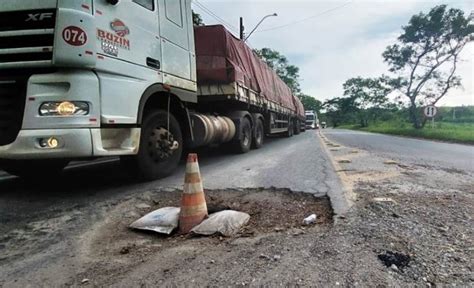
{"left": 252, "top": 118, "right": 264, "bottom": 149}
{"left": 121, "top": 110, "right": 183, "bottom": 181}
{"left": 286, "top": 120, "right": 294, "bottom": 137}
{"left": 1, "top": 159, "right": 69, "bottom": 179}
{"left": 294, "top": 120, "right": 301, "bottom": 135}
{"left": 230, "top": 117, "right": 252, "bottom": 153}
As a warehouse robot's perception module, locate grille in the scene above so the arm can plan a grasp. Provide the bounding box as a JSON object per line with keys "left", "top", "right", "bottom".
{"left": 0, "top": 73, "right": 27, "bottom": 145}
{"left": 0, "top": 9, "right": 56, "bottom": 68}
{"left": 0, "top": 69, "right": 55, "bottom": 146}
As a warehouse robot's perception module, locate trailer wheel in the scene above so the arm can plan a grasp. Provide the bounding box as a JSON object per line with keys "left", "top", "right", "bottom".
{"left": 230, "top": 117, "right": 252, "bottom": 153}
{"left": 121, "top": 110, "right": 182, "bottom": 181}
{"left": 252, "top": 118, "right": 264, "bottom": 149}
{"left": 1, "top": 159, "right": 69, "bottom": 179}
{"left": 286, "top": 120, "right": 294, "bottom": 137}
{"left": 294, "top": 120, "right": 301, "bottom": 135}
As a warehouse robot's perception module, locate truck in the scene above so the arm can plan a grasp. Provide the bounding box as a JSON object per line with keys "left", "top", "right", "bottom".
{"left": 0, "top": 0, "right": 305, "bottom": 180}
{"left": 305, "top": 110, "right": 319, "bottom": 129}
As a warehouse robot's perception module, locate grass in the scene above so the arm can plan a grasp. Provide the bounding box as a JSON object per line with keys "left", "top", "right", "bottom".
{"left": 339, "top": 121, "right": 474, "bottom": 145}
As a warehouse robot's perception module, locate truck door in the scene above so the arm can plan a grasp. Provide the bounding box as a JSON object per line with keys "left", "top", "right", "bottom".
{"left": 158, "top": 0, "right": 192, "bottom": 81}
{"left": 94, "top": 0, "right": 161, "bottom": 70}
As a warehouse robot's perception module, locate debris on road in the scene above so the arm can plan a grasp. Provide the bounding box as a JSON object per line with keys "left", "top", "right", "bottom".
{"left": 384, "top": 160, "right": 399, "bottom": 165}
{"left": 302, "top": 214, "right": 317, "bottom": 225}
{"left": 290, "top": 228, "right": 306, "bottom": 236}
{"left": 135, "top": 203, "right": 152, "bottom": 210}
{"left": 129, "top": 207, "right": 180, "bottom": 235}
{"left": 378, "top": 251, "right": 411, "bottom": 270}
{"left": 191, "top": 210, "right": 250, "bottom": 237}
{"left": 372, "top": 197, "right": 397, "bottom": 204}
{"left": 338, "top": 159, "right": 352, "bottom": 164}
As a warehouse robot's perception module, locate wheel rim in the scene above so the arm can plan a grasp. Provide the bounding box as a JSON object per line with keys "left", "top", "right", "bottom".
{"left": 256, "top": 124, "right": 263, "bottom": 144}
{"left": 148, "top": 127, "right": 179, "bottom": 163}
{"left": 243, "top": 127, "right": 250, "bottom": 147}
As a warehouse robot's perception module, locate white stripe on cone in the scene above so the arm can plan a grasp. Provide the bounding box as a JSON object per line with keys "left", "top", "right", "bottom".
{"left": 183, "top": 182, "right": 204, "bottom": 194}
{"left": 186, "top": 162, "right": 200, "bottom": 174}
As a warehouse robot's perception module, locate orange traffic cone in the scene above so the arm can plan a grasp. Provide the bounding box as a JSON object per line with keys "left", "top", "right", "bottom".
{"left": 179, "top": 153, "right": 208, "bottom": 234}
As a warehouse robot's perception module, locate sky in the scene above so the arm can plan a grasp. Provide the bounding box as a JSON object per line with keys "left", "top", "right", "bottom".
{"left": 193, "top": 0, "right": 473, "bottom": 106}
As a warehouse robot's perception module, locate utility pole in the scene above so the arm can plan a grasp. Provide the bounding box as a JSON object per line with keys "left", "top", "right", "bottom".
{"left": 240, "top": 17, "right": 244, "bottom": 40}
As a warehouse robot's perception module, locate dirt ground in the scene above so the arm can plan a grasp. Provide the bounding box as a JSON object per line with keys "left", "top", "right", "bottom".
{"left": 69, "top": 152, "right": 471, "bottom": 287}
{"left": 70, "top": 189, "right": 333, "bottom": 286}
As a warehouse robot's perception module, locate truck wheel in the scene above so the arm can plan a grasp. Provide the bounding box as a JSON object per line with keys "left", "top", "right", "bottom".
{"left": 1, "top": 160, "right": 69, "bottom": 179}
{"left": 121, "top": 110, "right": 183, "bottom": 181}
{"left": 252, "top": 118, "right": 264, "bottom": 149}
{"left": 286, "top": 120, "right": 294, "bottom": 137}
{"left": 230, "top": 117, "right": 252, "bottom": 153}
{"left": 294, "top": 120, "right": 301, "bottom": 135}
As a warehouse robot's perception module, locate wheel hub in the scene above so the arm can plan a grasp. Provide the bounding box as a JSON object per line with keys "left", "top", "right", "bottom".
{"left": 148, "top": 128, "right": 180, "bottom": 161}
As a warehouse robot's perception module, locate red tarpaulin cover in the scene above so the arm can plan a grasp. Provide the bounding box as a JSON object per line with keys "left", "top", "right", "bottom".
{"left": 293, "top": 96, "right": 305, "bottom": 118}
{"left": 195, "top": 25, "right": 296, "bottom": 112}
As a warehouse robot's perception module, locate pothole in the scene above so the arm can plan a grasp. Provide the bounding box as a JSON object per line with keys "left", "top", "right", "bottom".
{"left": 81, "top": 188, "right": 333, "bottom": 261}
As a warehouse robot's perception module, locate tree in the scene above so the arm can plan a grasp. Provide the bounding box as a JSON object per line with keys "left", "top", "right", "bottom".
{"left": 343, "top": 77, "right": 392, "bottom": 127}
{"left": 298, "top": 94, "right": 322, "bottom": 113}
{"left": 254, "top": 48, "right": 301, "bottom": 94}
{"left": 323, "top": 97, "right": 358, "bottom": 127}
{"left": 382, "top": 5, "right": 473, "bottom": 128}
{"left": 193, "top": 11, "right": 204, "bottom": 26}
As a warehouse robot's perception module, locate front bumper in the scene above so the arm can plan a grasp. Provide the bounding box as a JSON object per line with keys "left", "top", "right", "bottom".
{"left": 0, "top": 128, "right": 93, "bottom": 160}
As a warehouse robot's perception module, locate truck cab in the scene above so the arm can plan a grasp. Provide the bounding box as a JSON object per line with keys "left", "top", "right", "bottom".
{"left": 0, "top": 0, "right": 304, "bottom": 180}
{"left": 0, "top": 0, "right": 198, "bottom": 179}
{"left": 305, "top": 110, "right": 318, "bottom": 129}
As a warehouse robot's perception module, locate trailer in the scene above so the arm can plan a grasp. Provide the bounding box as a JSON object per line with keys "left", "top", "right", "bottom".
{"left": 0, "top": 0, "right": 304, "bottom": 180}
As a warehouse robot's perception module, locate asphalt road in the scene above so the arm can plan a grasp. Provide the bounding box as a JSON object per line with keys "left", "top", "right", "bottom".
{"left": 0, "top": 129, "right": 347, "bottom": 286}
{"left": 324, "top": 129, "right": 474, "bottom": 172}
{"left": 0, "top": 129, "right": 339, "bottom": 194}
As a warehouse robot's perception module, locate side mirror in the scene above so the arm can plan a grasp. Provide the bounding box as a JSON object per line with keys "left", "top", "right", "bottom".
{"left": 106, "top": 0, "right": 119, "bottom": 5}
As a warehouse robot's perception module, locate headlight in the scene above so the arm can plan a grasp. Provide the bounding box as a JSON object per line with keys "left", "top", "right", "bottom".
{"left": 39, "top": 101, "right": 89, "bottom": 116}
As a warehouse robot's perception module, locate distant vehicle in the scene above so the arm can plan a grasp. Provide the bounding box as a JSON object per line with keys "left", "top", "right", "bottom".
{"left": 321, "top": 122, "right": 327, "bottom": 129}
{"left": 305, "top": 111, "right": 319, "bottom": 129}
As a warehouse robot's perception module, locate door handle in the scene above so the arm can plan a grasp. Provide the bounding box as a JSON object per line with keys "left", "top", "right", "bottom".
{"left": 146, "top": 57, "right": 161, "bottom": 69}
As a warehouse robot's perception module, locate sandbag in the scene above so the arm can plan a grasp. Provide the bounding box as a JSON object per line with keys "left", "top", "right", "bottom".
{"left": 191, "top": 210, "right": 250, "bottom": 237}
{"left": 130, "top": 207, "right": 180, "bottom": 235}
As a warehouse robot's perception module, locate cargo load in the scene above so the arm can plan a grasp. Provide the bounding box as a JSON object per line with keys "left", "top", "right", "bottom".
{"left": 195, "top": 25, "right": 296, "bottom": 112}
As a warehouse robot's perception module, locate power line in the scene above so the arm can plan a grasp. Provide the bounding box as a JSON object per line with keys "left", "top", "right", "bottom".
{"left": 194, "top": 0, "right": 237, "bottom": 31}
{"left": 256, "top": 1, "right": 352, "bottom": 33}
{"left": 192, "top": 0, "right": 239, "bottom": 33}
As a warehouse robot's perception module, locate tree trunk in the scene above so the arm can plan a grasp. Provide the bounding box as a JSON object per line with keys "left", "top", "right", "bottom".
{"left": 408, "top": 101, "right": 422, "bottom": 129}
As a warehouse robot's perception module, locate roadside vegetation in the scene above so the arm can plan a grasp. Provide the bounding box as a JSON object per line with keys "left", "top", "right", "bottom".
{"left": 322, "top": 5, "right": 473, "bottom": 144}
{"left": 340, "top": 121, "right": 474, "bottom": 144}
